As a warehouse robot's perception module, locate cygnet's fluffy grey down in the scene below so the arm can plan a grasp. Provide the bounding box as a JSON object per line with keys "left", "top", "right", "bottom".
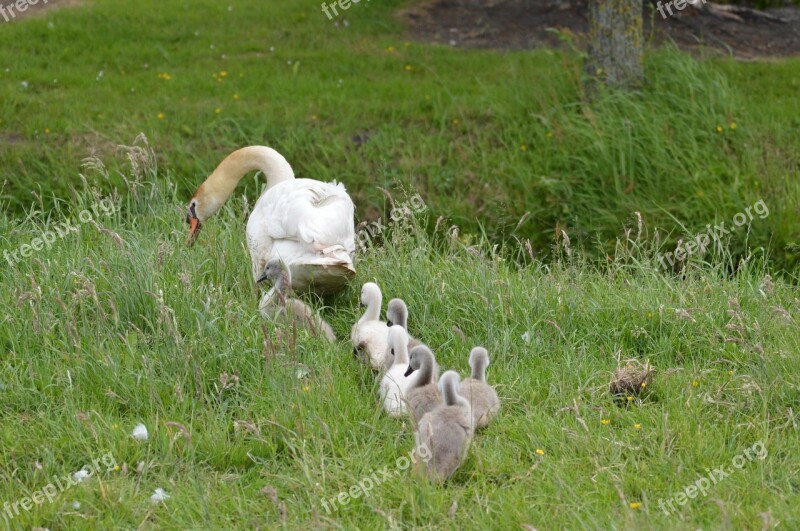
{"left": 258, "top": 260, "right": 336, "bottom": 343}
{"left": 382, "top": 298, "right": 422, "bottom": 370}
{"left": 416, "top": 370, "right": 473, "bottom": 482}
{"left": 458, "top": 347, "right": 500, "bottom": 429}
{"left": 404, "top": 345, "right": 441, "bottom": 423}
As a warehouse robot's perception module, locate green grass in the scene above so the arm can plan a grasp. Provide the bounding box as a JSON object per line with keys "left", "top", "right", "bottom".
{"left": 1, "top": 168, "right": 799, "bottom": 529}
{"left": 1, "top": 0, "right": 799, "bottom": 270}
{"left": 1, "top": 0, "right": 799, "bottom": 529}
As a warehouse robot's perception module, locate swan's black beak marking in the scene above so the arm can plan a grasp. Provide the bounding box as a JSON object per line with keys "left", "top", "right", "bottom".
{"left": 256, "top": 271, "right": 269, "bottom": 284}
{"left": 404, "top": 365, "right": 415, "bottom": 377}
{"left": 386, "top": 320, "right": 393, "bottom": 327}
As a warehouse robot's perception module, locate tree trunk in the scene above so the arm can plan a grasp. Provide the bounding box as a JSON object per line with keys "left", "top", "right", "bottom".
{"left": 585, "top": 0, "right": 644, "bottom": 90}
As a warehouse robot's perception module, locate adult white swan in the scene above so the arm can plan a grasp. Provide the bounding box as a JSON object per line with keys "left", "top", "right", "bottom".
{"left": 186, "top": 146, "right": 356, "bottom": 295}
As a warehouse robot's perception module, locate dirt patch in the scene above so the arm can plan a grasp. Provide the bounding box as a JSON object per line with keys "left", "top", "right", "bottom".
{"left": 400, "top": 0, "right": 800, "bottom": 59}
{"left": 0, "top": 0, "right": 83, "bottom": 23}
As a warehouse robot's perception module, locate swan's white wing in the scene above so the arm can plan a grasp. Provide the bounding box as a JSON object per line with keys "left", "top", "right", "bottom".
{"left": 247, "top": 178, "right": 356, "bottom": 293}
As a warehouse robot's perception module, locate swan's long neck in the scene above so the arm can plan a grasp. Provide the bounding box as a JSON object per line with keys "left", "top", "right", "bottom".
{"left": 194, "top": 146, "right": 294, "bottom": 219}
{"left": 362, "top": 292, "right": 382, "bottom": 322}
{"left": 394, "top": 341, "right": 409, "bottom": 365}
{"left": 416, "top": 355, "right": 434, "bottom": 386}
{"left": 275, "top": 267, "right": 292, "bottom": 296}
{"left": 398, "top": 305, "right": 409, "bottom": 329}
{"left": 471, "top": 357, "right": 487, "bottom": 382}
{"left": 442, "top": 378, "right": 463, "bottom": 407}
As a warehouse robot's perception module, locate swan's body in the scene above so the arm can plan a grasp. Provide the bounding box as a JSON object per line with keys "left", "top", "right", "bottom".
{"left": 458, "top": 347, "right": 500, "bottom": 430}
{"left": 404, "top": 345, "right": 441, "bottom": 423}
{"left": 351, "top": 283, "right": 391, "bottom": 371}
{"left": 187, "top": 146, "right": 355, "bottom": 296}
{"left": 380, "top": 326, "right": 414, "bottom": 417}
{"left": 416, "top": 371, "right": 473, "bottom": 482}
{"left": 383, "top": 298, "right": 423, "bottom": 370}
{"left": 259, "top": 260, "right": 336, "bottom": 343}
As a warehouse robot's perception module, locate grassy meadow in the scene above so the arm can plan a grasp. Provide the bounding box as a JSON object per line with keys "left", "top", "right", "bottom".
{"left": 1, "top": 0, "right": 799, "bottom": 529}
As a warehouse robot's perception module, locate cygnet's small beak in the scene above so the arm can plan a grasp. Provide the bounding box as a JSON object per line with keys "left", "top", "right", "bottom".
{"left": 386, "top": 320, "right": 393, "bottom": 327}
{"left": 404, "top": 365, "right": 415, "bottom": 377}
{"left": 256, "top": 271, "right": 269, "bottom": 284}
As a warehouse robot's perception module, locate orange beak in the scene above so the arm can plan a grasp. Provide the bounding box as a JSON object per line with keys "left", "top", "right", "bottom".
{"left": 187, "top": 217, "right": 202, "bottom": 246}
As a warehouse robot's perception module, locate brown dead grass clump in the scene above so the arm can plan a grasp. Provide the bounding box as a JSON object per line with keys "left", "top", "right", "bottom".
{"left": 610, "top": 359, "right": 655, "bottom": 403}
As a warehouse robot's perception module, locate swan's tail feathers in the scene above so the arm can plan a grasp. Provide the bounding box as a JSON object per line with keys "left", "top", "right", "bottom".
{"left": 288, "top": 261, "right": 355, "bottom": 296}
{"left": 318, "top": 244, "right": 356, "bottom": 270}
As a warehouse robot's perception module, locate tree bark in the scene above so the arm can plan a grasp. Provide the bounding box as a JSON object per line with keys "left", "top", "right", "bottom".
{"left": 585, "top": 0, "right": 644, "bottom": 90}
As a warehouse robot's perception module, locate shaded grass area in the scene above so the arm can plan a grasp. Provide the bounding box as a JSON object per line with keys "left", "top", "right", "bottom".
{"left": 0, "top": 0, "right": 798, "bottom": 272}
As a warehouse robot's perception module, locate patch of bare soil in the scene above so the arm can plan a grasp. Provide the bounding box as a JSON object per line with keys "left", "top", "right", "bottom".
{"left": 400, "top": 0, "right": 800, "bottom": 59}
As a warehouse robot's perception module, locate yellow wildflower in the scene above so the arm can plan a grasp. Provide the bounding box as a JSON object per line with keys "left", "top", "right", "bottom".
{"left": 630, "top": 502, "right": 642, "bottom": 509}
{"left": 535, "top": 448, "right": 545, "bottom": 456}
{"left": 716, "top": 126, "right": 723, "bottom": 133}
{"left": 157, "top": 112, "right": 165, "bottom": 120}
{"left": 601, "top": 418, "right": 610, "bottom": 425}
{"left": 634, "top": 423, "right": 641, "bottom": 430}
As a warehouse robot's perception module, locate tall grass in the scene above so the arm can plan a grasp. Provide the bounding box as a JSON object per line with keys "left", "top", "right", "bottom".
{"left": 0, "top": 0, "right": 798, "bottom": 272}
{"left": 1, "top": 141, "right": 798, "bottom": 527}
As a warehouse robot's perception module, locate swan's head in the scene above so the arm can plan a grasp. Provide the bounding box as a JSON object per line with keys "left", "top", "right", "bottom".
{"left": 258, "top": 260, "right": 283, "bottom": 285}
{"left": 186, "top": 184, "right": 224, "bottom": 246}
{"left": 438, "top": 370, "right": 461, "bottom": 395}
{"left": 185, "top": 192, "right": 211, "bottom": 246}
{"left": 185, "top": 197, "right": 202, "bottom": 245}
{"left": 386, "top": 298, "right": 407, "bottom": 327}
{"left": 360, "top": 282, "right": 381, "bottom": 307}
{"left": 404, "top": 345, "right": 434, "bottom": 377}
{"left": 469, "top": 347, "right": 489, "bottom": 370}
